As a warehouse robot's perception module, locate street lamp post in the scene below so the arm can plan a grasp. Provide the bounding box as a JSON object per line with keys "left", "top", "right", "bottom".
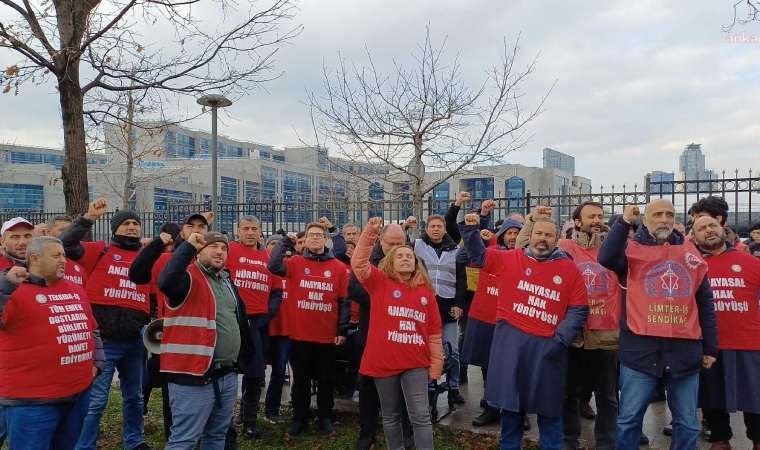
{"left": 197, "top": 94, "right": 233, "bottom": 227}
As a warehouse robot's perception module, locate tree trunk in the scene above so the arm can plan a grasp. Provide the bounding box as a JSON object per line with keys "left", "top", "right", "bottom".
{"left": 412, "top": 134, "right": 424, "bottom": 220}
{"left": 58, "top": 63, "right": 90, "bottom": 216}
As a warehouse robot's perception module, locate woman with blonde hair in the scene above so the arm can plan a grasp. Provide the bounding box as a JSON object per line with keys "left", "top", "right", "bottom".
{"left": 352, "top": 217, "right": 443, "bottom": 450}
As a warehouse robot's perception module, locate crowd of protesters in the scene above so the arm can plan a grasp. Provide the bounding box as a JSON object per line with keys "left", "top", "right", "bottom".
{"left": 0, "top": 193, "right": 759, "bottom": 450}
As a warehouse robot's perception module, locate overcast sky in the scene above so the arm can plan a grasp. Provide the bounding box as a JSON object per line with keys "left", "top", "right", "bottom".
{"left": 2, "top": 0, "right": 759, "bottom": 189}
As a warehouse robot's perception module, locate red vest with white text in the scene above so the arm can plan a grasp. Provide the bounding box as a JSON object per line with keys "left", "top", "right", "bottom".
{"left": 64, "top": 258, "right": 87, "bottom": 287}
{"left": 705, "top": 250, "right": 760, "bottom": 350}
{"left": 559, "top": 239, "right": 621, "bottom": 330}
{"left": 285, "top": 255, "right": 348, "bottom": 344}
{"left": 160, "top": 263, "right": 217, "bottom": 376}
{"left": 269, "top": 278, "right": 290, "bottom": 337}
{"left": 226, "top": 241, "right": 277, "bottom": 316}
{"left": 0, "top": 280, "right": 96, "bottom": 399}
{"left": 485, "top": 249, "right": 588, "bottom": 337}
{"left": 625, "top": 240, "right": 707, "bottom": 339}
{"left": 468, "top": 269, "right": 499, "bottom": 325}
{"left": 85, "top": 246, "right": 150, "bottom": 314}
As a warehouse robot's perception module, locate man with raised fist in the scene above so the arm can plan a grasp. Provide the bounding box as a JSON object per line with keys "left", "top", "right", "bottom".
{"left": 599, "top": 200, "right": 718, "bottom": 450}
{"left": 462, "top": 211, "right": 588, "bottom": 450}
{"left": 157, "top": 231, "right": 252, "bottom": 449}
{"left": 0, "top": 237, "right": 104, "bottom": 449}
{"left": 62, "top": 199, "right": 153, "bottom": 450}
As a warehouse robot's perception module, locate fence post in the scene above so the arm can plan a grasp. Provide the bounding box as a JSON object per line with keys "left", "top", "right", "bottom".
{"left": 271, "top": 199, "right": 277, "bottom": 233}
{"left": 524, "top": 192, "right": 531, "bottom": 216}
{"left": 644, "top": 174, "right": 651, "bottom": 203}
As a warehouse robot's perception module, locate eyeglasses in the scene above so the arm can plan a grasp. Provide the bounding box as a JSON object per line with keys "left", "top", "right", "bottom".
{"left": 306, "top": 233, "right": 325, "bottom": 239}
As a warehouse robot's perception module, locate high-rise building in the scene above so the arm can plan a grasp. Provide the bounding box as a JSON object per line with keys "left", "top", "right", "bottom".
{"left": 646, "top": 171, "right": 675, "bottom": 194}
{"left": 679, "top": 143, "right": 708, "bottom": 180}
{"left": 542, "top": 147, "right": 575, "bottom": 175}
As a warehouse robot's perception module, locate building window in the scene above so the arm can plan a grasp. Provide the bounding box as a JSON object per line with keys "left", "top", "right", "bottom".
{"left": 218, "top": 176, "right": 239, "bottom": 234}
{"left": 505, "top": 177, "right": 525, "bottom": 213}
{"left": 272, "top": 154, "right": 285, "bottom": 163}
{"left": 432, "top": 181, "right": 450, "bottom": 215}
{"left": 283, "top": 171, "right": 312, "bottom": 223}
{"left": 260, "top": 167, "right": 277, "bottom": 202}
{"left": 0, "top": 183, "right": 44, "bottom": 211}
{"left": 461, "top": 178, "right": 494, "bottom": 209}
{"left": 153, "top": 187, "right": 194, "bottom": 235}
{"left": 368, "top": 182, "right": 384, "bottom": 218}
{"left": 318, "top": 177, "right": 348, "bottom": 225}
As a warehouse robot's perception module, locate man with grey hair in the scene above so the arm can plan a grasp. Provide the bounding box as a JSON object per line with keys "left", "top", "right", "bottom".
{"left": 0, "top": 236, "right": 104, "bottom": 449}
{"left": 599, "top": 199, "right": 718, "bottom": 450}
{"left": 462, "top": 211, "right": 588, "bottom": 449}
{"left": 227, "top": 215, "right": 282, "bottom": 439}
{"left": 342, "top": 223, "right": 360, "bottom": 244}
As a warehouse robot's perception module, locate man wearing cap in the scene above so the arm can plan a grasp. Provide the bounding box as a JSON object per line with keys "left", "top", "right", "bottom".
{"left": 226, "top": 215, "right": 283, "bottom": 439}
{"left": 157, "top": 231, "right": 252, "bottom": 449}
{"left": 0, "top": 217, "right": 34, "bottom": 270}
{"left": 692, "top": 216, "right": 760, "bottom": 450}
{"left": 0, "top": 236, "right": 105, "bottom": 449}
{"left": 599, "top": 200, "right": 719, "bottom": 450}
{"left": 61, "top": 199, "right": 152, "bottom": 450}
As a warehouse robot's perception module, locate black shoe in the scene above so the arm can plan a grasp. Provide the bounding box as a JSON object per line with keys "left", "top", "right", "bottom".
{"left": 580, "top": 402, "right": 596, "bottom": 419}
{"left": 472, "top": 407, "right": 500, "bottom": 427}
{"left": 663, "top": 424, "right": 673, "bottom": 436}
{"left": 287, "top": 420, "right": 308, "bottom": 437}
{"left": 317, "top": 417, "right": 335, "bottom": 435}
{"left": 480, "top": 398, "right": 487, "bottom": 408}
{"left": 448, "top": 389, "right": 466, "bottom": 405}
{"left": 133, "top": 444, "right": 153, "bottom": 450}
{"left": 243, "top": 424, "right": 262, "bottom": 439}
{"left": 356, "top": 436, "right": 375, "bottom": 450}
{"left": 523, "top": 415, "right": 531, "bottom": 431}
{"left": 640, "top": 434, "right": 649, "bottom": 446}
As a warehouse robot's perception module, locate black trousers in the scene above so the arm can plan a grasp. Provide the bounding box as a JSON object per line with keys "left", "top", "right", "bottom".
{"left": 241, "top": 315, "right": 270, "bottom": 426}
{"left": 703, "top": 409, "right": 760, "bottom": 443}
{"left": 290, "top": 340, "right": 336, "bottom": 421}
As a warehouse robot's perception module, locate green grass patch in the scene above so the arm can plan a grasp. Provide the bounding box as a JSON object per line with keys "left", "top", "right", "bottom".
{"left": 98, "top": 387, "right": 517, "bottom": 449}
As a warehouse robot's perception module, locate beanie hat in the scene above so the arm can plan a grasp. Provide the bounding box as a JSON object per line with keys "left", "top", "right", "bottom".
{"left": 110, "top": 210, "right": 141, "bottom": 235}
{"left": 201, "top": 231, "right": 229, "bottom": 250}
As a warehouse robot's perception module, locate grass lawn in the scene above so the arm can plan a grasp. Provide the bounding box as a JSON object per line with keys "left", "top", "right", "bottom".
{"left": 98, "top": 388, "right": 512, "bottom": 449}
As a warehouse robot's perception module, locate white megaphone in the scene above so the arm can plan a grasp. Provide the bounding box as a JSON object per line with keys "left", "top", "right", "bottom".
{"left": 143, "top": 318, "right": 164, "bottom": 354}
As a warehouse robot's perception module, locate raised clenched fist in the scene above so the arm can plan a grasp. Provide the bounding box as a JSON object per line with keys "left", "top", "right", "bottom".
{"left": 159, "top": 232, "right": 174, "bottom": 246}
{"left": 464, "top": 213, "right": 480, "bottom": 226}
{"left": 318, "top": 216, "right": 333, "bottom": 230}
{"left": 367, "top": 217, "right": 383, "bottom": 233}
{"left": 5, "top": 266, "right": 29, "bottom": 285}
{"left": 480, "top": 229, "right": 494, "bottom": 241}
{"left": 532, "top": 205, "right": 552, "bottom": 221}
{"left": 85, "top": 198, "right": 108, "bottom": 221}
{"left": 623, "top": 204, "right": 641, "bottom": 225}
{"left": 186, "top": 232, "right": 206, "bottom": 250}
{"left": 480, "top": 199, "right": 496, "bottom": 216}
{"left": 455, "top": 191, "right": 472, "bottom": 207}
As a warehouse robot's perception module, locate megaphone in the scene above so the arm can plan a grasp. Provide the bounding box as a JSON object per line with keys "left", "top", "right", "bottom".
{"left": 143, "top": 318, "right": 164, "bottom": 354}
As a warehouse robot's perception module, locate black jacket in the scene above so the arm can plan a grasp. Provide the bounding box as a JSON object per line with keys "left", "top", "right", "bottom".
{"left": 156, "top": 241, "right": 253, "bottom": 382}
{"left": 60, "top": 216, "right": 149, "bottom": 340}
{"left": 598, "top": 216, "right": 719, "bottom": 378}
{"left": 267, "top": 237, "right": 351, "bottom": 338}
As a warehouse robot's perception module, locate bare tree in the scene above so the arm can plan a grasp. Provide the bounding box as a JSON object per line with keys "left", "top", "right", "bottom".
{"left": 724, "top": 1, "right": 760, "bottom": 31}
{"left": 0, "top": 0, "right": 300, "bottom": 215}
{"left": 307, "top": 28, "right": 554, "bottom": 218}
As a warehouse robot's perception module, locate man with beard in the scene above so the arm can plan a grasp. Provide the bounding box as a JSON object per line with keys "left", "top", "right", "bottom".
{"left": 692, "top": 216, "right": 760, "bottom": 450}
{"left": 463, "top": 213, "right": 588, "bottom": 450}
{"left": 599, "top": 199, "right": 719, "bottom": 450}
{"left": 555, "top": 202, "right": 621, "bottom": 450}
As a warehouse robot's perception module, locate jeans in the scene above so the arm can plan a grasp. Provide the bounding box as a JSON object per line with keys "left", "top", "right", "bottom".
{"left": 165, "top": 373, "right": 238, "bottom": 450}
{"left": 0, "top": 406, "right": 5, "bottom": 447}
{"left": 76, "top": 338, "right": 145, "bottom": 450}
{"left": 563, "top": 349, "right": 618, "bottom": 450}
{"left": 290, "top": 340, "right": 336, "bottom": 421}
{"left": 616, "top": 365, "right": 699, "bottom": 450}
{"left": 374, "top": 368, "right": 433, "bottom": 450}
{"left": 428, "top": 321, "right": 459, "bottom": 389}
{"left": 5, "top": 389, "right": 90, "bottom": 450}
{"left": 264, "top": 336, "right": 291, "bottom": 417}
{"left": 500, "top": 410, "right": 562, "bottom": 450}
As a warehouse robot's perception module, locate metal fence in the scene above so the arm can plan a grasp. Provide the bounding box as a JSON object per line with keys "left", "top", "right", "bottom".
{"left": 2, "top": 172, "right": 758, "bottom": 240}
